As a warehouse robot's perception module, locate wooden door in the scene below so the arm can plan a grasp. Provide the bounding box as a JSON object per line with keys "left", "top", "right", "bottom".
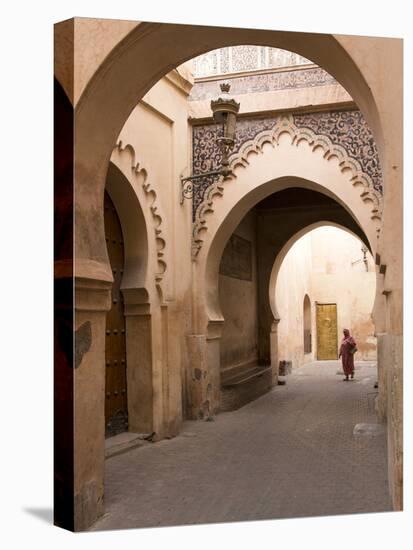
{"left": 104, "top": 191, "right": 128, "bottom": 437}
{"left": 316, "top": 303, "right": 338, "bottom": 360}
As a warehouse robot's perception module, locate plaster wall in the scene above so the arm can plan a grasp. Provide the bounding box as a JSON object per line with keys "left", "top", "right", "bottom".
{"left": 310, "top": 227, "right": 376, "bottom": 360}
{"left": 276, "top": 234, "right": 313, "bottom": 368}
{"left": 276, "top": 227, "right": 376, "bottom": 369}
{"left": 219, "top": 211, "right": 259, "bottom": 370}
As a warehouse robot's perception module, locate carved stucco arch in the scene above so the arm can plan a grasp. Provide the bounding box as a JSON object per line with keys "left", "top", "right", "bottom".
{"left": 107, "top": 148, "right": 169, "bottom": 438}
{"left": 110, "top": 141, "right": 168, "bottom": 302}
{"left": 194, "top": 134, "right": 380, "bottom": 334}
{"left": 72, "top": 24, "right": 385, "bottom": 284}
{"left": 193, "top": 115, "right": 382, "bottom": 258}
{"left": 268, "top": 220, "right": 375, "bottom": 323}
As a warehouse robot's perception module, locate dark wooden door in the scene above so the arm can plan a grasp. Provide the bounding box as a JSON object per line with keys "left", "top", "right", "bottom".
{"left": 104, "top": 191, "right": 128, "bottom": 437}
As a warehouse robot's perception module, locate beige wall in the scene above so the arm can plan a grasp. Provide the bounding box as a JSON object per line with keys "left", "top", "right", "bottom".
{"left": 219, "top": 211, "right": 259, "bottom": 370}
{"left": 276, "top": 226, "right": 376, "bottom": 368}
{"left": 276, "top": 235, "right": 313, "bottom": 368}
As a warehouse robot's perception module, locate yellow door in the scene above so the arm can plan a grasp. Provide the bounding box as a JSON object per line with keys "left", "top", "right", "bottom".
{"left": 316, "top": 303, "right": 338, "bottom": 360}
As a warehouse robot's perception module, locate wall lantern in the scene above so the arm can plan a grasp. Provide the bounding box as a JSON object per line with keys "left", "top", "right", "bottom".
{"left": 180, "top": 82, "right": 240, "bottom": 203}
{"left": 351, "top": 245, "right": 369, "bottom": 272}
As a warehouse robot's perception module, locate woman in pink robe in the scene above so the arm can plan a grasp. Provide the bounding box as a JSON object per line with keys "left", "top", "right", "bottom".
{"left": 339, "top": 328, "right": 357, "bottom": 381}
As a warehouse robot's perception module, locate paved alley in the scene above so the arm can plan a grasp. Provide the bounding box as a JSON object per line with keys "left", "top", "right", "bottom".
{"left": 91, "top": 361, "right": 392, "bottom": 531}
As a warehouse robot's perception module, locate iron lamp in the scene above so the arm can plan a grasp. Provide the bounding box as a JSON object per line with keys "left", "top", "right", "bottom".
{"left": 181, "top": 82, "right": 240, "bottom": 203}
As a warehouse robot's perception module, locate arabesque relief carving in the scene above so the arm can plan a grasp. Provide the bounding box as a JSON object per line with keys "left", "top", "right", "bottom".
{"left": 293, "top": 110, "right": 382, "bottom": 194}
{"left": 192, "top": 45, "right": 312, "bottom": 79}
{"left": 192, "top": 113, "right": 383, "bottom": 259}
{"left": 189, "top": 68, "right": 337, "bottom": 101}
{"left": 192, "top": 110, "right": 382, "bottom": 217}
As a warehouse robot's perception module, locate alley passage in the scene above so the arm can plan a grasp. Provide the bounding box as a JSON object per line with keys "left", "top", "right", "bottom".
{"left": 92, "top": 361, "right": 392, "bottom": 531}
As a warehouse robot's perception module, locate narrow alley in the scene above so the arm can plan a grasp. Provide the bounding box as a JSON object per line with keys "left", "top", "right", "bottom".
{"left": 92, "top": 361, "right": 391, "bottom": 531}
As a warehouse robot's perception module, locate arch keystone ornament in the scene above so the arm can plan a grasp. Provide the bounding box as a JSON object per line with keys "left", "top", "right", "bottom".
{"left": 192, "top": 114, "right": 383, "bottom": 259}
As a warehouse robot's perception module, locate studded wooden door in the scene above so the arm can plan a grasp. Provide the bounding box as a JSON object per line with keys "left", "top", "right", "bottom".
{"left": 316, "top": 303, "right": 338, "bottom": 360}
{"left": 104, "top": 191, "right": 128, "bottom": 438}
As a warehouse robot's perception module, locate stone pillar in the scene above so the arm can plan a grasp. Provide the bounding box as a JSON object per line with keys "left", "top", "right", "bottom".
{"left": 122, "top": 289, "right": 183, "bottom": 440}
{"left": 270, "top": 318, "right": 280, "bottom": 386}
{"left": 375, "top": 333, "right": 388, "bottom": 421}
{"left": 257, "top": 261, "right": 273, "bottom": 365}
{"left": 206, "top": 322, "right": 223, "bottom": 415}
{"left": 74, "top": 276, "right": 111, "bottom": 531}
{"left": 122, "top": 290, "right": 154, "bottom": 435}
{"left": 374, "top": 264, "right": 403, "bottom": 510}
{"left": 186, "top": 334, "right": 207, "bottom": 419}
{"left": 386, "top": 333, "right": 403, "bottom": 510}
{"left": 162, "top": 303, "right": 183, "bottom": 437}
{"left": 186, "top": 320, "right": 223, "bottom": 419}
{"left": 372, "top": 267, "right": 387, "bottom": 420}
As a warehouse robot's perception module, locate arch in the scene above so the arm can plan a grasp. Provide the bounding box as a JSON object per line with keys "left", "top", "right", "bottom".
{"left": 273, "top": 222, "right": 377, "bottom": 367}
{"left": 188, "top": 110, "right": 381, "bottom": 419}
{"left": 72, "top": 24, "right": 384, "bottom": 283}
{"left": 193, "top": 114, "right": 381, "bottom": 258}
{"left": 269, "top": 221, "right": 371, "bottom": 322}
{"left": 197, "top": 130, "right": 379, "bottom": 331}
{"left": 105, "top": 162, "right": 149, "bottom": 295}
{"left": 105, "top": 160, "right": 159, "bottom": 435}
{"left": 192, "top": 182, "right": 375, "bottom": 419}
{"left": 109, "top": 140, "right": 168, "bottom": 298}
{"left": 303, "top": 294, "right": 312, "bottom": 354}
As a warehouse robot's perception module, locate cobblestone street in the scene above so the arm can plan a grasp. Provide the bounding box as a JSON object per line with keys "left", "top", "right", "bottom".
{"left": 91, "top": 361, "right": 392, "bottom": 531}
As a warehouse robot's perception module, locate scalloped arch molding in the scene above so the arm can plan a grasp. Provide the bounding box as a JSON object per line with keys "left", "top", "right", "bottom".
{"left": 192, "top": 115, "right": 382, "bottom": 259}
{"left": 111, "top": 141, "right": 167, "bottom": 287}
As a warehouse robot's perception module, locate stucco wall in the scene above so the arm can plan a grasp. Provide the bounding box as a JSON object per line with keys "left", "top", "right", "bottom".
{"left": 276, "top": 234, "right": 313, "bottom": 368}
{"left": 276, "top": 227, "right": 376, "bottom": 368}
{"left": 219, "top": 211, "right": 259, "bottom": 370}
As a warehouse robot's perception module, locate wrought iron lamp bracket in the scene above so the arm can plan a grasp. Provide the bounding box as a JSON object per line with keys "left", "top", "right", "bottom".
{"left": 180, "top": 168, "right": 232, "bottom": 204}
{"left": 180, "top": 81, "right": 239, "bottom": 206}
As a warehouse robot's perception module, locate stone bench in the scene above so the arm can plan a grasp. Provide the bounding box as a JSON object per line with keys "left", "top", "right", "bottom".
{"left": 221, "top": 363, "right": 273, "bottom": 411}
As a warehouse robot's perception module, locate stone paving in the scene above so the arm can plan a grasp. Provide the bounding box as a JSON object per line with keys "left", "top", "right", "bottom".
{"left": 91, "top": 361, "right": 392, "bottom": 531}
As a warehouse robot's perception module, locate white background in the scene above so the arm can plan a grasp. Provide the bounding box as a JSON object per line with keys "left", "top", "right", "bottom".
{"left": 0, "top": 1, "right": 410, "bottom": 548}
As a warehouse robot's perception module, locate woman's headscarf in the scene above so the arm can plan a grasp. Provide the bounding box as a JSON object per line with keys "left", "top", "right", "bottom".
{"left": 343, "top": 328, "right": 350, "bottom": 338}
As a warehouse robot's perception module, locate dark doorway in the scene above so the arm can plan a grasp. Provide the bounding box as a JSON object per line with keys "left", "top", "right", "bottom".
{"left": 104, "top": 191, "right": 128, "bottom": 437}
